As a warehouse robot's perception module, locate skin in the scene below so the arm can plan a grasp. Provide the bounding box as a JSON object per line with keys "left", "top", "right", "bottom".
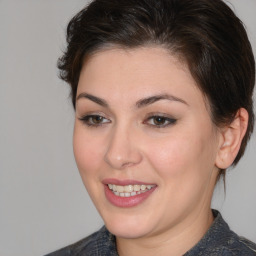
{"left": 73, "top": 47, "right": 248, "bottom": 256}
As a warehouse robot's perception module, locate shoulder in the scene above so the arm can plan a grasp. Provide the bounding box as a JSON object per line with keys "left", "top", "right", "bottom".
{"left": 44, "top": 226, "right": 118, "bottom": 256}
{"left": 216, "top": 214, "right": 256, "bottom": 255}
{"left": 210, "top": 210, "right": 256, "bottom": 255}
{"left": 235, "top": 236, "right": 256, "bottom": 255}
{"left": 185, "top": 210, "right": 256, "bottom": 256}
{"left": 216, "top": 234, "right": 256, "bottom": 256}
{"left": 195, "top": 233, "right": 256, "bottom": 256}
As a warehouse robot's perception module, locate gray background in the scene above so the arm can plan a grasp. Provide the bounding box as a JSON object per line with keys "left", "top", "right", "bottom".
{"left": 0, "top": 1, "right": 255, "bottom": 255}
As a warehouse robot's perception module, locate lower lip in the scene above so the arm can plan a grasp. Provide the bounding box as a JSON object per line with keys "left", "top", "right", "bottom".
{"left": 104, "top": 185, "right": 157, "bottom": 208}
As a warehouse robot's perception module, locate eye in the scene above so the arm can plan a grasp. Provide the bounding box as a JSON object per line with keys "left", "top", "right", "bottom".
{"left": 78, "top": 115, "right": 110, "bottom": 127}
{"left": 145, "top": 115, "right": 176, "bottom": 128}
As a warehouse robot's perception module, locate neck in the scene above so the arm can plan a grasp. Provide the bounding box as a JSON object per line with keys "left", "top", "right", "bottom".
{"left": 116, "top": 207, "right": 214, "bottom": 256}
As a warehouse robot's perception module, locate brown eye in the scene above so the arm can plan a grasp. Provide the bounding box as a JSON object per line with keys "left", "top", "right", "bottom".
{"left": 153, "top": 116, "right": 167, "bottom": 125}
{"left": 145, "top": 115, "right": 177, "bottom": 128}
{"left": 79, "top": 115, "right": 110, "bottom": 127}
{"left": 92, "top": 115, "right": 104, "bottom": 124}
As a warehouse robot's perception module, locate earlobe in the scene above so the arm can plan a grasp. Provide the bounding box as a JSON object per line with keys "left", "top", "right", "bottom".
{"left": 215, "top": 108, "right": 249, "bottom": 169}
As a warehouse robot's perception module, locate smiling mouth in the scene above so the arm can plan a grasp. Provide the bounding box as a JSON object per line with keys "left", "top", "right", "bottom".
{"left": 107, "top": 184, "right": 156, "bottom": 197}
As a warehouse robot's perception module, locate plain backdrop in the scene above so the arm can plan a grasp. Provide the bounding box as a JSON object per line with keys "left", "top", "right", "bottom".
{"left": 0, "top": 1, "right": 255, "bottom": 255}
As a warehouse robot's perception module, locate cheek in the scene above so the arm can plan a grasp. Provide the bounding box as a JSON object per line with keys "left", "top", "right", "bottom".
{"left": 73, "top": 124, "right": 105, "bottom": 179}
{"left": 145, "top": 128, "right": 215, "bottom": 180}
{"left": 146, "top": 135, "right": 193, "bottom": 176}
{"left": 73, "top": 124, "right": 109, "bottom": 207}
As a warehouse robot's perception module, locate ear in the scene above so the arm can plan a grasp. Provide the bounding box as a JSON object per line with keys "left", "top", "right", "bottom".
{"left": 215, "top": 108, "right": 249, "bottom": 169}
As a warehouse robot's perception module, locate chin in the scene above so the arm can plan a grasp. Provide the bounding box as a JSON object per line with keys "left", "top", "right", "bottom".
{"left": 102, "top": 212, "right": 154, "bottom": 239}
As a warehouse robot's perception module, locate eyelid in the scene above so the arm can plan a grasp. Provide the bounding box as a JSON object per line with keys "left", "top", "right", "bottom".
{"left": 77, "top": 110, "right": 109, "bottom": 119}
{"left": 78, "top": 113, "right": 111, "bottom": 127}
{"left": 143, "top": 113, "right": 177, "bottom": 128}
{"left": 77, "top": 111, "right": 176, "bottom": 128}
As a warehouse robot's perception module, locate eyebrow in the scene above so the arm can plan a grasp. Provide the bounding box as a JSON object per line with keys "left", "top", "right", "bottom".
{"left": 76, "top": 92, "right": 188, "bottom": 108}
{"left": 76, "top": 92, "right": 109, "bottom": 108}
{"left": 135, "top": 93, "right": 188, "bottom": 108}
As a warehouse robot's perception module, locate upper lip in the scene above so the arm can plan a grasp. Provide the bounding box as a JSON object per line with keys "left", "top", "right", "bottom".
{"left": 102, "top": 178, "right": 156, "bottom": 186}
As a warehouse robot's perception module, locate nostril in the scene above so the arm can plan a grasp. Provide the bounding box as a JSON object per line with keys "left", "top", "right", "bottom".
{"left": 104, "top": 149, "right": 142, "bottom": 170}
{"left": 121, "top": 161, "right": 134, "bottom": 168}
{"left": 104, "top": 128, "right": 143, "bottom": 169}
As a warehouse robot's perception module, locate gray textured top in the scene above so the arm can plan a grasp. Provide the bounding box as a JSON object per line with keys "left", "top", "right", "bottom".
{"left": 45, "top": 210, "right": 256, "bottom": 256}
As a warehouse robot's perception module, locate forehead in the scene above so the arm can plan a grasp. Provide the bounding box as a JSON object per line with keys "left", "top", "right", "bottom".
{"left": 77, "top": 47, "right": 207, "bottom": 109}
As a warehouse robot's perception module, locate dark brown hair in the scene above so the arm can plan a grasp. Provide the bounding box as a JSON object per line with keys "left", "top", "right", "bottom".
{"left": 58, "top": 0, "right": 255, "bottom": 178}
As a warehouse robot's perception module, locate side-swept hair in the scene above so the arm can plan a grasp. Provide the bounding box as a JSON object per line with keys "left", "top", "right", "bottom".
{"left": 58, "top": 0, "right": 255, "bottom": 179}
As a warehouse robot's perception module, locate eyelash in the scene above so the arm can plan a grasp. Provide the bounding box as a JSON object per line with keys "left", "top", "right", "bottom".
{"left": 78, "top": 114, "right": 177, "bottom": 128}
{"left": 144, "top": 115, "right": 177, "bottom": 128}
{"left": 78, "top": 115, "right": 111, "bottom": 127}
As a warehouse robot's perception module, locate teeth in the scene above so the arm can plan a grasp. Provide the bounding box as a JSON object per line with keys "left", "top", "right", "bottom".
{"left": 116, "top": 186, "right": 124, "bottom": 193}
{"left": 134, "top": 185, "right": 140, "bottom": 192}
{"left": 124, "top": 185, "right": 133, "bottom": 193}
{"left": 141, "top": 185, "right": 146, "bottom": 191}
{"left": 107, "top": 184, "right": 155, "bottom": 197}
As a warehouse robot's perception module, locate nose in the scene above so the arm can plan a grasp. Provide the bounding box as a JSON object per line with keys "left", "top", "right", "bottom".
{"left": 104, "top": 125, "right": 142, "bottom": 170}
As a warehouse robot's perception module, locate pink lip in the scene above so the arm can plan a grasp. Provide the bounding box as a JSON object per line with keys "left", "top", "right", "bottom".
{"left": 103, "top": 179, "right": 157, "bottom": 208}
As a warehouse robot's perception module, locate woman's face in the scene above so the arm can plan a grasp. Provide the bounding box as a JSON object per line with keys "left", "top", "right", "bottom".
{"left": 74, "top": 47, "right": 220, "bottom": 239}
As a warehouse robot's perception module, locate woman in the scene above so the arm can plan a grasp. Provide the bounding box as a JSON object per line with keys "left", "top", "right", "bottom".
{"left": 46, "top": 0, "right": 256, "bottom": 255}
